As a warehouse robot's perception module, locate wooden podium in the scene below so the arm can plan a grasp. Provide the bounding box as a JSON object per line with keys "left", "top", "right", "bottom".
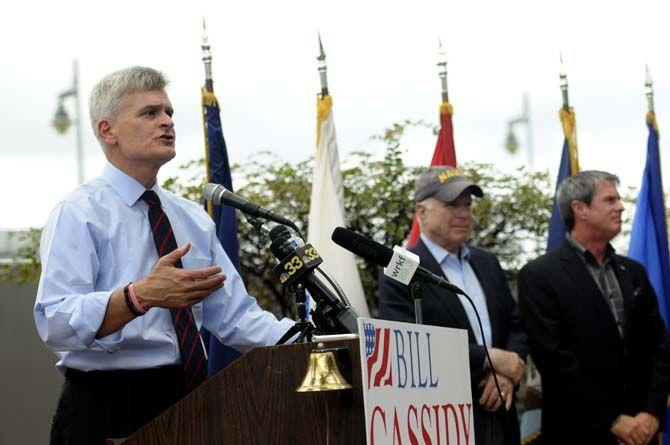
{"left": 117, "top": 339, "right": 366, "bottom": 444}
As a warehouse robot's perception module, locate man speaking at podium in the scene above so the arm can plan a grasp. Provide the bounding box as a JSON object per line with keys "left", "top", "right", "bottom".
{"left": 378, "top": 166, "right": 529, "bottom": 444}
{"left": 34, "top": 66, "right": 295, "bottom": 444}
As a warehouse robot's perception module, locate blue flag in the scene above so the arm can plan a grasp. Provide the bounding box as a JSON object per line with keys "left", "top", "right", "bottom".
{"left": 628, "top": 114, "right": 670, "bottom": 445}
{"left": 547, "top": 139, "right": 572, "bottom": 251}
{"left": 547, "top": 108, "right": 579, "bottom": 252}
{"left": 202, "top": 90, "right": 242, "bottom": 375}
{"left": 629, "top": 115, "right": 670, "bottom": 327}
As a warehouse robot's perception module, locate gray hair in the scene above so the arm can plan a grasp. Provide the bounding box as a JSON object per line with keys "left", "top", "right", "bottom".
{"left": 556, "top": 170, "right": 620, "bottom": 230}
{"left": 88, "top": 66, "right": 168, "bottom": 144}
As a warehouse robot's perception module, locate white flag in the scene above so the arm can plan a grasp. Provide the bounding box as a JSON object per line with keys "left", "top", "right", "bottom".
{"left": 308, "top": 95, "right": 370, "bottom": 317}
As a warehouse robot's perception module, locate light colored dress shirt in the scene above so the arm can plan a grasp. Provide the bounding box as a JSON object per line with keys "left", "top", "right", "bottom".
{"left": 35, "top": 162, "right": 295, "bottom": 373}
{"left": 420, "top": 234, "right": 493, "bottom": 346}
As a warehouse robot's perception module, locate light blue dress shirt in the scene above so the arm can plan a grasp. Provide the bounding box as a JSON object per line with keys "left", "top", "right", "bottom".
{"left": 420, "top": 234, "right": 492, "bottom": 346}
{"left": 35, "top": 162, "right": 295, "bottom": 373}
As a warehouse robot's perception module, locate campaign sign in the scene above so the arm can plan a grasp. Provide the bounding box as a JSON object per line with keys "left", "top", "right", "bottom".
{"left": 358, "top": 318, "right": 474, "bottom": 445}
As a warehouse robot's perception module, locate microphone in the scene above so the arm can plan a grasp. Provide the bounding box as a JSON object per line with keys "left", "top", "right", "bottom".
{"left": 331, "top": 227, "right": 509, "bottom": 426}
{"left": 202, "top": 183, "right": 298, "bottom": 231}
{"left": 243, "top": 214, "right": 296, "bottom": 242}
{"left": 331, "top": 227, "right": 465, "bottom": 295}
{"left": 268, "top": 225, "right": 359, "bottom": 334}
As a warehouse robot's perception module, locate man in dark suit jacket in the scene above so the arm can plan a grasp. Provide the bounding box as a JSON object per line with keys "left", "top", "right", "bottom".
{"left": 518, "top": 170, "right": 670, "bottom": 445}
{"left": 379, "top": 166, "right": 529, "bottom": 445}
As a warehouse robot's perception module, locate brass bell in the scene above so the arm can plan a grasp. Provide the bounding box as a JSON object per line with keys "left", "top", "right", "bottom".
{"left": 296, "top": 349, "right": 352, "bottom": 392}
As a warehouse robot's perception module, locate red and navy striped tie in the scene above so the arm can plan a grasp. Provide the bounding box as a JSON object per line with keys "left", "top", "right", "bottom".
{"left": 141, "top": 190, "right": 208, "bottom": 390}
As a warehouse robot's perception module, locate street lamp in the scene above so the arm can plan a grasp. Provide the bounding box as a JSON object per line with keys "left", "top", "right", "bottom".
{"left": 52, "top": 60, "right": 84, "bottom": 185}
{"left": 504, "top": 93, "right": 534, "bottom": 169}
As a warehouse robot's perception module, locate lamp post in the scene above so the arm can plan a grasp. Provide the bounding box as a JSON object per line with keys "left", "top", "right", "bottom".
{"left": 505, "top": 93, "right": 534, "bottom": 168}
{"left": 52, "top": 60, "right": 84, "bottom": 185}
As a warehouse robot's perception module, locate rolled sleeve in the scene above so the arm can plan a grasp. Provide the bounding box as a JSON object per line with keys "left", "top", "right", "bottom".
{"left": 34, "top": 202, "right": 118, "bottom": 352}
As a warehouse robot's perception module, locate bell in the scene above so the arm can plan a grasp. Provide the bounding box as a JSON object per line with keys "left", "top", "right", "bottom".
{"left": 296, "top": 350, "right": 352, "bottom": 392}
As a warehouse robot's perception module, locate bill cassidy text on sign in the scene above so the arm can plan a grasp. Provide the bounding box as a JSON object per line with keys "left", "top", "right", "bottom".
{"left": 361, "top": 321, "right": 474, "bottom": 445}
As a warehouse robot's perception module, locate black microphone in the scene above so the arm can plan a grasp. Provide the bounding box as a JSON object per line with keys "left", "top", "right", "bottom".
{"left": 332, "top": 227, "right": 509, "bottom": 431}
{"left": 269, "top": 225, "right": 359, "bottom": 334}
{"left": 243, "top": 214, "right": 286, "bottom": 241}
{"left": 202, "top": 183, "right": 298, "bottom": 231}
{"left": 331, "top": 227, "right": 465, "bottom": 295}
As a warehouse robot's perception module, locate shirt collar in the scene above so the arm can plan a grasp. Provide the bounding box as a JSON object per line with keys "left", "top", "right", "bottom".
{"left": 565, "top": 232, "right": 615, "bottom": 265}
{"left": 420, "top": 233, "right": 470, "bottom": 265}
{"left": 102, "top": 162, "right": 161, "bottom": 207}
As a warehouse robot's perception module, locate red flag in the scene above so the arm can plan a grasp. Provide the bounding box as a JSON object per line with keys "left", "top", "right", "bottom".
{"left": 407, "top": 102, "right": 457, "bottom": 247}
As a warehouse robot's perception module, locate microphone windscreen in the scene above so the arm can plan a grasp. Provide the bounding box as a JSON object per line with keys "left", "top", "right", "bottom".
{"left": 202, "top": 183, "right": 223, "bottom": 202}
{"left": 331, "top": 227, "right": 394, "bottom": 268}
{"left": 269, "top": 224, "right": 291, "bottom": 241}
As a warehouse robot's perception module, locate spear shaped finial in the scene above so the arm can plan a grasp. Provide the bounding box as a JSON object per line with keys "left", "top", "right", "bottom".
{"left": 645, "top": 65, "right": 654, "bottom": 113}
{"left": 202, "top": 18, "right": 213, "bottom": 92}
{"left": 317, "top": 31, "right": 329, "bottom": 97}
{"left": 559, "top": 52, "right": 569, "bottom": 109}
{"left": 437, "top": 38, "right": 448, "bottom": 103}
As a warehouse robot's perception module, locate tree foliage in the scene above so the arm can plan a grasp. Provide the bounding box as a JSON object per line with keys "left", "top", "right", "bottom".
{"left": 0, "top": 228, "right": 42, "bottom": 284}
{"left": 6, "top": 120, "right": 641, "bottom": 322}
{"left": 160, "top": 120, "right": 556, "bottom": 317}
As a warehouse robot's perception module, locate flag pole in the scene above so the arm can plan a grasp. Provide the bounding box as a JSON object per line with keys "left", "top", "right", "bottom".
{"left": 199, "top": 18, "right": 244, "bottom": 372}
{"left": 406, "top": 39, "right": 458, "bottom": 247}
{"left": 558, "top": 54, "right": 579, "bottom": 174}
{"left": 202, "top": 18, "right": 214, "bottom": 94}
{"left": 317, "top": 32, "right": 329, "bottom": 98}
{"left": 201, "top": 19, "right": 215, "bottom": 216}
{"left": 645, "top": 65, "right": 655, "bottom": 115}
{"left": 559, "top": 53, "right": 570, "bottom": 110}
{"left": 437, "top": 39, "right": 449, "bottom": 103}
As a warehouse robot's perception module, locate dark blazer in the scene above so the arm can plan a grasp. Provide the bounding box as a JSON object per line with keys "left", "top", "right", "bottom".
{"left": 378, "top": 238, "right": 529, "bottom": 444}
{"left": 518, "top": 239, "right": 670, "bottom": 444}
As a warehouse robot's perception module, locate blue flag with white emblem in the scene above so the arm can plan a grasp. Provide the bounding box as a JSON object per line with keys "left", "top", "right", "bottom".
{"left": 201, "top": 89, "right": 242, "bottom": 375}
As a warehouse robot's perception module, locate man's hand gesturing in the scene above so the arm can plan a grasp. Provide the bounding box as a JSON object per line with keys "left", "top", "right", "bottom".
{"left": 134, "top": 243, "right": 226, "bottom": 309}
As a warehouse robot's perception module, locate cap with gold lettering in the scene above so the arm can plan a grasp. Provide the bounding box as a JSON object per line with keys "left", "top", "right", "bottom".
{"left": 413, "top": 166, "right": 483, "bottom": 203}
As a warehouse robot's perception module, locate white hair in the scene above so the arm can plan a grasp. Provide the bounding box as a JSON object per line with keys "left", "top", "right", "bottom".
{"left": 88, "top": 66, "right": 168, "bottom": 145}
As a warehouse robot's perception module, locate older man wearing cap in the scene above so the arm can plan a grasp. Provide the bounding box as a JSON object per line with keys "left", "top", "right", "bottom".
{"left": 378, "top": 166, "right": 529, "bottom": 445}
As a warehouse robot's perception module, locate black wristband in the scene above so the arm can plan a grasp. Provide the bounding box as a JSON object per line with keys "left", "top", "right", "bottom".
{"left": 123, "top": 283, "right": 143, "bottom": 317}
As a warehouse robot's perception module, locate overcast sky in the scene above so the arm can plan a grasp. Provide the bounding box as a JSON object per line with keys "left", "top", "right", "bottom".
{"left": 1, "top": 0, "right": 669, "bottom": 229}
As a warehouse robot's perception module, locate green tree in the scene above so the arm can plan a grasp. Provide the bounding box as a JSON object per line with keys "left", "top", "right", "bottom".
{"left": 1, "top": 120, "right": 602, "bottom": 321}
{"left": 0, "top": 228, "right": 42, "bottom": 284}
{"left": 159, "top": 121, "right": 556, "bottom": 316}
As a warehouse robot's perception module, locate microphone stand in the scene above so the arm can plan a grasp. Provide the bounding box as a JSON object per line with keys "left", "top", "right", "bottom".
{"left": 410, "top": 280, "right": 424, "bottom": 325}
{"left": 290, "top": 282, "right": 314, "bottom": 343}
{"left": 274, "top": 281, "right": 315, "bottom": 345}
{"left": 430, "top": 278, "right": 514, "bottom": 444}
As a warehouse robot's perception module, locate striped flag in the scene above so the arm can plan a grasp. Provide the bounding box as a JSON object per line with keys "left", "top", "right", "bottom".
{"left": 546, "top": 107, "right": 580, "bottom": 251}
{"left": 365, "top": 325, "right": 394, "bottom": 389}
{"left": 307, "top": 94, "right": 370, "bottom": 317}
{"left": 407, "top": 101, "right": 457, "bottom": 247}
{"left": 201, "top": 90, "right": 242, "bottom": 374}
{"left": 628, "top": 111, "right": 670, "bottom": 444}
